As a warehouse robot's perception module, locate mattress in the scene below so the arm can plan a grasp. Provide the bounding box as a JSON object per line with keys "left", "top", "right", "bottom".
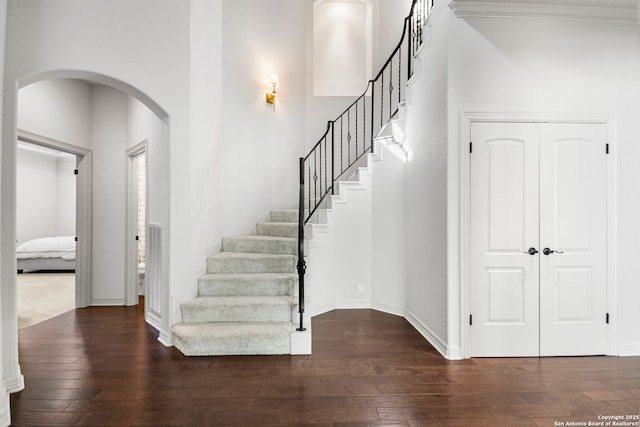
{"left": 16, "top": 236, "right": 76, "bottom": 272}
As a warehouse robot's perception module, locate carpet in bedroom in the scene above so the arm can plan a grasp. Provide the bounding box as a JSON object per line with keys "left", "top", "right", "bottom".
{"left": 17, "top": 272, "right": 75, "bottom": 329}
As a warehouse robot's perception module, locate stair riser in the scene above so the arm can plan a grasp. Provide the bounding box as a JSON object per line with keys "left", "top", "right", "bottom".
{"left": 207, "top": 256, "right": 295, "bottom": 274}
{"left": 222, "top": 237, "right": 296, "bottom": 255}
{"left": 270, "top": 210, "right": 298, "bottom": 223}
{"left": 256, "top": 223, "right": 297, "bottom": 238}
{"left": 173, "top": 334, "right": 290, "bottom": 356}
{"left": 198, "top": 277, "right": 294, "bottom": 296}
{"left": 181, "top": 304, "right": 292, "bottom": 323}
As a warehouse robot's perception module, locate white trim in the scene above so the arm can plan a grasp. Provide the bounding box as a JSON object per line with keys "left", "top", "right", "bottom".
{"left": 0, "top": 408, "right": 8, "bottom": 427}
{"left": 449, "top": 0, "right": 638, "bottom": 23}
{"left": 334, "top": 299, "right": 371, "bottom": 309}
{"left": 157, "top": 329, "right": 172, "bottom": 347}
{"left": 4, "top": 374, "right": 24, "bottom": 394}
{"left": 405, "top": 309, "right": 461, "bottom": 359}
{"left": 91, "top": 298, "right": 125, "bottom": 306}
{"left": 618, "top": 343, "right": 640, "bottom": 357}
{"left": 459, "top": 111, "right": 617, "bottom": 359}
{"left": 17, "top": 130, "right": 93, "bottom": 309}
{"left": 125, "top": 140, "right": 148, "bottom": 307}
{"left": 371, "top": 300, "right": 406, "bottom": 317}
{"left": 291, "top": 326, "right": 312, "bottom": 355}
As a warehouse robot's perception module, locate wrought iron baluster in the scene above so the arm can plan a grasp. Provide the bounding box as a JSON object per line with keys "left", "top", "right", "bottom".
{"left": 389, "top": 62, "right": 393, "bottom": 121}
{"left": 363, "top": 96, "right": 367, "bottom": 155}
{"left": 313, "top": 150, "right": 317, "bottom": 212}
{"left": 320, "top": 137, "right": 324, "bottom": 197}
{"left": 347, "top": 110, "right": 351, "bottom": 165}
{"left": 355, "top": 102, "right": 358, "bottom": 158}
{"left": 380, "top": 74, "right": 384, "bottom": 129}
{"left": 398, "top": 48, "right": 402, "bottom": 105}
{"left": 340, "top": 116, "right": 344, "bottom": 174}
{"left": 370, "top": 82, "right": 375, "bottom": 153}
{"left": 308, "top": 162, "right": 311, "bottom": 214}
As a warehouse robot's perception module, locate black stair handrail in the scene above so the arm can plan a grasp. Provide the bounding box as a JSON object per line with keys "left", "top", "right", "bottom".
{"left": 295, "top": 0, "right": 434, "bottom": 332}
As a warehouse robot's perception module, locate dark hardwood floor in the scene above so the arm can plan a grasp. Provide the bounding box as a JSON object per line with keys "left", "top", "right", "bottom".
{"left": 10, "top": 301, "right": 640, "bottom": 426}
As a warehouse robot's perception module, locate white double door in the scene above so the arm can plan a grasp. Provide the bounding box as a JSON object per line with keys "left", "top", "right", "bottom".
{"left": 470, "top": 122, "right": 608, "bottom": 357}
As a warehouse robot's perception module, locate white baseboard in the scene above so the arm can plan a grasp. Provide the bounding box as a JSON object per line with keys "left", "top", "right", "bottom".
{"left": 371, "top": 300, "right": 406, "bottom": 317}
{"left": 618, "top": 343, "right": 640, "bottom": 357}
{"left": 91, "top": 298, "right": 125, "bottom": 306}
{"left": 4, "top": 373, "right": 24, "bottom": 394}
{"left": 158, "top": 329, "right": 172, "bottom": 347}
{"left": 405, "top": 309, "right": 459, "bottom": 360}
{"left": 333, "top": 299, "right": 371, "bottom": 309}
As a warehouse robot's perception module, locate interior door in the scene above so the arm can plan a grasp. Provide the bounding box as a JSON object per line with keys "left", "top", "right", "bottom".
{"left": 539, "top": 123, "right": 607, "bottom": 356}
{"left": 470, "top": 121, "right": 608, "bottom": 357}
{"left": 470, "top": 122, "right": 541, "bottom": 357}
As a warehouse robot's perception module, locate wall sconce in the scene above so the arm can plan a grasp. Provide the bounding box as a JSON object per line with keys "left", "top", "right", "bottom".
{"left": 266, "top": 73, "right": 280, "bottom": 111}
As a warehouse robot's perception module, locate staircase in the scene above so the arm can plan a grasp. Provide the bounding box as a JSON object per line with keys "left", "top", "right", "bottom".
{"left": 171, "top": 210, "right": 299, "bottom": 356}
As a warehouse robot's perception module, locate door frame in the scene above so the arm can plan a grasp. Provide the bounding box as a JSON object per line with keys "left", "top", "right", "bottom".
{"left": 125, "top": 140, "right": 148, "bottom": 306}
{"left": 459, "top": 111, "right": 617, "bottom": 359}
{"left": 17, "top": 129, "right": 93, "bottom": 308}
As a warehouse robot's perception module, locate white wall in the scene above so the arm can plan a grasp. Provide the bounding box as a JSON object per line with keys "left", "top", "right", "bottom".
{"left": 307, "top": 145, "right": 406, "bottom": 317}
{"left": 374, "top": 0, "right": 413, "bottom": 72}
{"left": 447, "top": 14, "right": 640, "bottom": 355}
{"left": 308, "top": 171, "right": 373, "bottom": 314}
{"left": 56, "top": 155, "right": 76, "bottom": 236}
{"left": 186, "top": 0, "right": 224, "bottom": 314}
{"left": 313, "top": 0, "right": 372, "bottom": 96}
{"left": 370, "top": 146, "right": 406, "bottom": 314}
{"left": 17, "top": 79, "right": 91, "bottom": 148}
{"left": 16, "top": 147, "right": 75, "bottom": 244}
{"left": 90, "top": 85, "right": 129, "bottom": 304}
{"left": 218, "top": 0, "right": 306, "bottom": 237}
{"left": 402, "top": 5, "right": 450, "bottom": 355}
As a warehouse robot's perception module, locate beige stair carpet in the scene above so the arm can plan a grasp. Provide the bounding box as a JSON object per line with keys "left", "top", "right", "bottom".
{"left": 172, "top": 209, "right": 299, "bottom": 356}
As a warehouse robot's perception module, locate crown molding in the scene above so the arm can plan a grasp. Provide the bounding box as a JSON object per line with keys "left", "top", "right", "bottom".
{"left": 449, "top": 0, "right": 638, "bottom": 23}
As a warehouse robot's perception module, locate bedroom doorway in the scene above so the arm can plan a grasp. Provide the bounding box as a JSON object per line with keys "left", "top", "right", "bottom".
{"left": 16, "top": 137, "right": 81, "bottom": 328}
{"left": 125, "top": 142, "right": 148, "bottom": 306}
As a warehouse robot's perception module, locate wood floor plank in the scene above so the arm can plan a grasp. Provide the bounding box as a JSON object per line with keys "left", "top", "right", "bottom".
{"left": 9, "top": 304, "right": 640, "bottom": 426}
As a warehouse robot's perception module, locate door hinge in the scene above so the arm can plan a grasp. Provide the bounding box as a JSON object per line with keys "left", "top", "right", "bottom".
{"left": 74, "top": 169, "right": 79, "bottom": 175}
{"left": 469, "top": 314, "right": 473, "bottom": 325}
{"left": 606, "top": 313, "right": 610, "bottom": 324}
{"left": 74, "top": 236, "right": 78, "bottom": 242}
{"left": 606, "top": 143, "right": 609, "bottom": 154}
{"left": 135, "top": 235, "right": 139, "bottom": 241}
{"left": 469, "top": 142, "right": 473, "bottom": 154}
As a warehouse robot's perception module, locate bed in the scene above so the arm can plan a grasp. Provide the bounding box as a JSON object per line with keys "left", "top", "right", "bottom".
{"left": 16, "top": 236, "right": 76, "bottom": 273}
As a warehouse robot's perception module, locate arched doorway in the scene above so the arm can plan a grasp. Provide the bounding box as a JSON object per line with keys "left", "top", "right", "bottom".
{"left": 1, "top": 71, "right": 170, "bottom": 395}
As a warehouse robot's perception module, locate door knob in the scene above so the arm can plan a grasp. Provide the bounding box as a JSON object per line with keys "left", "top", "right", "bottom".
{"left": 543, "top": 247, "right": 564, "bottom": 255}
{"left": 524, "top": 247, "right": 538, "bottom": 255}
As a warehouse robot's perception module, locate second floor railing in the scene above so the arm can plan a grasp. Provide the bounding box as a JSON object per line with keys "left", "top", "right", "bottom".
{"left": 295, "top": 0, "right": 434, "bottom": 332}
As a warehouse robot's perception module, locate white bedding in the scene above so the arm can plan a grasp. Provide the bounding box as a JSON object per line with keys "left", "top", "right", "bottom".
{"left": 16, "top": 236, "right": 76, "bottom": 261}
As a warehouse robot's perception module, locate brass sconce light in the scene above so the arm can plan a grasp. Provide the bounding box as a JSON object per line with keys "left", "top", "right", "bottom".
{"left": 266, "top": 73, "right": 280, "bottom": 111}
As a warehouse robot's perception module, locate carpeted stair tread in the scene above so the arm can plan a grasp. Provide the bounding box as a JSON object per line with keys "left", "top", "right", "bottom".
{"left": 256, "top": 222, "right": 298, "bottom": 238}
{"left": 181, "top": 296, "right": 294, "bottom": 323}
{"left": 207, "top": 251, "right": 296, "bottom": 274}
{"left": 171, "top": 322, "right": 292, "bottom": 356}
{"left": 198, "top": 273, "right": 295, "bottom": 296}
{"left": 222, "top": 235, "right": 296, "bottom": 255}
{"left": 269, "top": 210, "right": 298, "bottom": 223}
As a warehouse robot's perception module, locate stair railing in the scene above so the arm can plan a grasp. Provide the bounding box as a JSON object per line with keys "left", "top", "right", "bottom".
{"left": 296, "top": 0, "right": 434, "bottom": 332}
